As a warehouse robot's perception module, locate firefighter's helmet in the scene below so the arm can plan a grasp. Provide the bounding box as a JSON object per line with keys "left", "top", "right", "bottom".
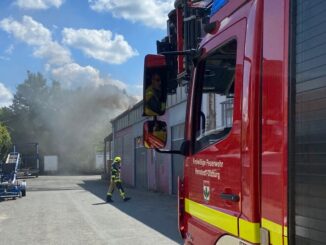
{"left": 114, "top": 156, "right": 121, "bottom": 163}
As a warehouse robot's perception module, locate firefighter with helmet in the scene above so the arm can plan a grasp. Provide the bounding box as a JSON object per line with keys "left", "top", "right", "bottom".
{"left": 106, "top": 156, "right": 130, "bottom": 202}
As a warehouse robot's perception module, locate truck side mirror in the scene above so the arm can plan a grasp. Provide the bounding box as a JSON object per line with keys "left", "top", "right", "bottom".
{"left": 143, "top": 54, "right": 168, "bottom": 116}
{"left": 143, "top": 120, "right": 167, "bottom": 149}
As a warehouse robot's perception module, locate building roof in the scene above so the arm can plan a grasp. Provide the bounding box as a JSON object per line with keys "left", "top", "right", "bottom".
{"left": 110, "top": 100, "right": 143, "bottom": 124}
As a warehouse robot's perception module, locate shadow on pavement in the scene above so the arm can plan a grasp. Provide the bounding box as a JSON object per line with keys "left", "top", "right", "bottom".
{"left": 78, "top": 178, "right": 183, "bottom": 244}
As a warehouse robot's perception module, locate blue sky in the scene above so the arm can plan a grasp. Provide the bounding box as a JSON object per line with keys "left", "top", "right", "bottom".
{"left": 0, "top": 0, "right": 174, "bottom": 107}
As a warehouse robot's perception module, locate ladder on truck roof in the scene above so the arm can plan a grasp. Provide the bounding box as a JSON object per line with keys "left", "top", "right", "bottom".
{"left": 6, "top": 152, "right": 20, "bottom": 164}
{"left": 0, "top": 152, "right": 26, "bottom": 199}
{"left": 2, "top": 152, "right": 21, "bottom": 182}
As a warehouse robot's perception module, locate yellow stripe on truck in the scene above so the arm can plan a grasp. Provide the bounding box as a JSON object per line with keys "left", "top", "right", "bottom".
{"left": 239, "top": 218, "right": 260, "bottom": 243}
{"left": 261, "top": 218, "right": 288, "bottom": 245}
{"left": 185, "top": 198, "right": 260, "bottom": 243}
{"left": 185, "top": 198, "right": 238, "bottom": 236}
{"left": 185, "top": 198, "right": 289, "bottom": 244}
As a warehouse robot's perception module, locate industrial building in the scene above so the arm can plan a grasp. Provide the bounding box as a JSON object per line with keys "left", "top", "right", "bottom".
{"left": 104, "top": 81, "right": 234, "bottom": 195}
{"left": 106, "top": 85, "right": 187, "bottom": 195}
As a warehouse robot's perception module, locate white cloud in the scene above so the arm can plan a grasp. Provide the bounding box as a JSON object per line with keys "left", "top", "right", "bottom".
{"left": 0, "top": 16, "right": 130, "bottom": 90}
{"left": 0, "top": 16, "right": 71, "bottom": 66}
{"left": 14, "top": 0, "right": 64, "bottom": 10}
{"left": 62, "top": 28, "right": 138, "bottom": 64}
{"left": 0, "top": 16, "right": 52, "bottom": 46}
{"left": 51, "top": 63, "right": 103, "bottom": 88}
{"left": 89, "top": 0, "right": 174, "bottom": 29}
{"left": 33, "top": 42, "right": 72, "bottom": 66}
{"left": 51, "top": 63, "right": 128, "bottom": 90}
{"left": 0, "top": 83, "right": 13, "bottom": 107}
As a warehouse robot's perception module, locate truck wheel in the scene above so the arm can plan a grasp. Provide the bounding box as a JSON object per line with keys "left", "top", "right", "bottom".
{"left": 22, "top": 189, "right": 26, "bottom": 197}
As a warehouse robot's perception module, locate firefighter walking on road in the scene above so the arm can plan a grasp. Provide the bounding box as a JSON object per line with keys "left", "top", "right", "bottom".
{"left": 106, "top": 156, "right": 130, "bottom": 202}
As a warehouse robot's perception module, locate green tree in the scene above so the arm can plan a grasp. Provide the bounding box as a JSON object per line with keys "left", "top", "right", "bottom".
{"left": 0, "top": 123, "right": 12, "bottom": 161}
{"left": 10, "top": 71, "right": 49, "bottom": 141}
{"left": 0, "top": 72, "right": 51, "bottom": 164}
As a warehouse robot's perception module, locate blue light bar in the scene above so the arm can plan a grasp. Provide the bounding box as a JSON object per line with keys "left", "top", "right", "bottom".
{"left": 210, "top": 0, "right": 229, "bottom": 16}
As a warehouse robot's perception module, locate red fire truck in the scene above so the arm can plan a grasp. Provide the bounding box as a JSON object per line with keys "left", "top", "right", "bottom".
{"left": 143, "top": 0, "right": 326, "bottom": 244}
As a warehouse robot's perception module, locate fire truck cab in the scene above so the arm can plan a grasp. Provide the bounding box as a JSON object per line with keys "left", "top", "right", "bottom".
{"left": 143, "top": 0, "right": 326, "bottom": 244}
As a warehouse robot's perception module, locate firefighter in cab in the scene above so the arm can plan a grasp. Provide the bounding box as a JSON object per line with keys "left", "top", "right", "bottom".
{"left": 106, "top": 156, "right": 131, "bottom": 202}
{"left": 144, "top": 73, "right": 165, "bottom": 116}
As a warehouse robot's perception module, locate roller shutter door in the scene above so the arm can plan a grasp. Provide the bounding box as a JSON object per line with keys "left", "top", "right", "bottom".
{"left": 291, "top": 0, "right": 326, "bottom": 243}
{"left": 135, "top": 136, "right": 148, "bottom": 190}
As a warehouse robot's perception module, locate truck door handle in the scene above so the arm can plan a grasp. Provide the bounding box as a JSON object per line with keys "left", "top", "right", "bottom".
{"left": 220, "top": 193, "right": 240, "bottom": 202}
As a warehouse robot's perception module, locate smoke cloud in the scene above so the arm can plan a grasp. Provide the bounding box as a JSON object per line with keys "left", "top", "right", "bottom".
{"left": 40, "top": 82, "right": 137, "bottom": 173}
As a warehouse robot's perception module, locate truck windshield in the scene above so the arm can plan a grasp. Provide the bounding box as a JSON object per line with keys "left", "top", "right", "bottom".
{"left": 195, "top": 40, "right": 237, "bottom": 152}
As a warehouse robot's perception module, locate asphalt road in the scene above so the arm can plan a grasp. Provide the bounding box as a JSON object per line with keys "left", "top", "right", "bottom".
{"left": 0, "top": 175, "right": 183, "bottom": 245}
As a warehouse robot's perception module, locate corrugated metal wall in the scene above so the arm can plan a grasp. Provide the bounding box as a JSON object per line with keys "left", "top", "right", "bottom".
{"left": 135, "top": 136, "right": 148, "bottom": 190}
{"left": 293, "top": 0, "right": 326, "bottom": 243}
{"left": 114, "top": 129, "right": 134, "bottom": 186}
{"left": 111, "top": 89, "right": 186, "bottom": 194}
